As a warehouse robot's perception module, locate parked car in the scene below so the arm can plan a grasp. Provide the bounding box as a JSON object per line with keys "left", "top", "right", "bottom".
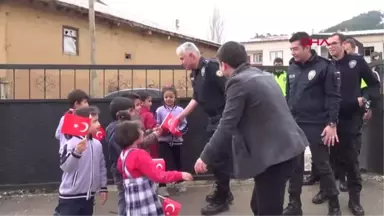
{"left": 104, "top": 88, "right": 163, "bottom": 99}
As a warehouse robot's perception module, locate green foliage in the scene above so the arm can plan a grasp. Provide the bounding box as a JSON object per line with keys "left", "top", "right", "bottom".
{"left": 322, "top": 10, "right": 384, "bottom": 33}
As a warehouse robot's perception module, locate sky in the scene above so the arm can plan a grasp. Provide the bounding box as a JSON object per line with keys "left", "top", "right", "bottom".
{"left": 102, "top": 0, "right": 383, "bottom": 42}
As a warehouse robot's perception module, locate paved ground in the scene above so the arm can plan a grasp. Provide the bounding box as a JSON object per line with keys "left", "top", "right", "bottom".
{"left": 0, "top": 180, "right": 383, "bottom": 215}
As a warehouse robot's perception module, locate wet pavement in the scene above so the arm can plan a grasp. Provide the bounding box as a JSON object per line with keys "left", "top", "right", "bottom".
{"left": 0, "top": 180, "right": 383, "bottom": 215}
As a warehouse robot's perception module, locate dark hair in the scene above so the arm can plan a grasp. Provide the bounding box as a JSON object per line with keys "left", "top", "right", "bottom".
{"left": 273, "top": 57, "right": 283, "bottom": 64}
{"left": 162, "top": 85, "right": 178, "bottom": 98}
{"left": 116, "top": 110, "right": 132, "bottom": 121}
{"left": 115, "top": 121, "right": 142, "bottom": 149}
{"left": 330, "top": 33, "right": 347, "bottom": 43}
{"left": 289, "top": 32, "right": 310, "bottom": 46}
{"left": 121, "top": 93, "right": 140, "bottom": 101}
{"left": 345, "top": 38, "right": 356, "bottom": 49}
{"left": 216, "top": 41, "right": 248, "bottom": 69}
{"left": 109, "top": 97, "right": 134, "bottom": 120}
{"left": 67, "top": 89, "right": 89, "bottom": 108}
{"left": 137, "top": 91, "right": 151, "bottom": 102}
{"left": 74, "top": 106, "right": 100, "bottom": 118}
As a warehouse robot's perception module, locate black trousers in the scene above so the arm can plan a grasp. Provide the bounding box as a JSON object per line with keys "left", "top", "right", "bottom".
{"left": 330, "top": 132, "right": 362, "bottom": 195}
{"left": 251, "top": 157, "right": 296, "bottom": 215}
{"left": 56, "top": 197, "right": 94, "bottom": 216}
{"left": 288, "top": 124, "right": 339, "bottom": 198}
{"left": 158, "top": 142, "right": 182, "bottom": 187}
{"left": 206, "top": 130, "right": 233, "bottom": 197}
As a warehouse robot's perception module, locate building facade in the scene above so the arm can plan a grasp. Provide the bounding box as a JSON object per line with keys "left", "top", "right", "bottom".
{"left": 0, "top": 0, "right": 219, "bottom": 99}
{"left": 242, "top": 30, "right": 384, "bottom": 66}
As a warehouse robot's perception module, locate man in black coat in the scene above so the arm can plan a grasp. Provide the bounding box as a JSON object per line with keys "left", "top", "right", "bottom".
{"left": 194, "top": 41, "right": 308, "bottom": 216}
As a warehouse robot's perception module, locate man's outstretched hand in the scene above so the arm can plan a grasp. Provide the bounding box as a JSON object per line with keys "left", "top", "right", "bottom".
{"left": 194, "top": 158, "right": 208, "bottom": 174}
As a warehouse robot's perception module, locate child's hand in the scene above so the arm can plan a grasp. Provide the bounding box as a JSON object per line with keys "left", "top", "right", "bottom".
{"left": 153, "top": 127, "right": 163, "bottom": 137}
{"left": 99, "top": 192, "right": 108, "bottom": 205}
{"left": 181, "top": 172, "right": 193, "bottom": 181}
{"left": 75, "top": 138, "right": 87, "bottom": 154}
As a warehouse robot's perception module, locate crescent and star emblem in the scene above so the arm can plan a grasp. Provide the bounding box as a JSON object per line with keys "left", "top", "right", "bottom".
{"left": 95, "top": 131, "right": 102, "bottom": 138}
{"left": 156, "top": 163, "right": 163, "bottom": 170}
{"left": 74, "top": 122, "right": 89, "bottom": 133}
{"left": 165, "top": 203, "right": 176, "bottom": 214}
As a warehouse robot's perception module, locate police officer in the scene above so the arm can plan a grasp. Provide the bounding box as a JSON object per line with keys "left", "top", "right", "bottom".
{"left": 173, "top": 42, "right": 233, "bottom": 215}
{"left": 282, "top": 32, "right": 342, "bottom": 216}
{"left": 273, "top": 57, "right": 287, "bottom": 96}
{"left": 323, "top": 33, "right": 380, "bottom": 216}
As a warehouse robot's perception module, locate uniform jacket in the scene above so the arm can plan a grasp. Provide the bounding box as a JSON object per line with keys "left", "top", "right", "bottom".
{"left": 59, "top": 136, "right": 108, "bottom": 199}
{"left": 333, "top": 53, "right": 381, "bottom": 118}
{"left": 191, "top": 57, "right": 227, "bottom": 118}
{"left": 200, "top": 63, "right": 309, "bottom": 179}
{"left": 333, "top": 53, "right": 381, "bottom": 134}
{"left": 155, "top": 105, "right": 188, "bottom": 145}
{"left": 287, "top": 50, "right": 341, "bottom": 125}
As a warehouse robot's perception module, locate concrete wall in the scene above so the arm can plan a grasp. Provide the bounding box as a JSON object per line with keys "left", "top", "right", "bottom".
{"left": 0, "top": 1, "right": 218, "bottom": 99}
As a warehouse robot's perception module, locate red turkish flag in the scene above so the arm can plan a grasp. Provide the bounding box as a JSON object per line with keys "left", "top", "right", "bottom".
{"left": 160, "top": 112, "right": 174, "bottom": 131}
{"left": 61, "top": 113, "right": 91, "bottom": 137}
{"left": 169, "top": 118, "right": 182, "bottom": 137}
{"left": 152, "top": 158, "right": 166, "bottom": 171}
{"left": 94, "top": 127, "right": 105, "bottom": 141}
{"left": 163, "top": 198, "right": 181, "bottom": 216}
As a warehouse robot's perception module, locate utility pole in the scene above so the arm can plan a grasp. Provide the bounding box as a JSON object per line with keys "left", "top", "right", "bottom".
{"left": 89, "top": 0, "right": 98, "bottom": 97}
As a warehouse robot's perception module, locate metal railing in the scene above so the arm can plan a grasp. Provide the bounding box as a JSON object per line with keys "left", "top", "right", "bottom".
{"left": 0, "top": 64, "right": 288, "bottom": 100}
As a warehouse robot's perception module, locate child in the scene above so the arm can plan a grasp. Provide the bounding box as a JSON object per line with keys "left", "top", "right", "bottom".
{"left": 55, "top": 89, "right": 89, "bottom": 154}
{"left": 56, "top": 106, "right": 108, "bottom": 216}
{"left": 137, "top": 91, "right": 158, "bottom": 158}
{"left": 115, "top": 120, "right": 193, "bottom": 216}
{"left": 156, "top": 86, "right": 188, "bottom": 196}
{"left": 106, "top": 97, "right": 160, "bottom": 216}
{"left": 121, "top": 93, "right": 142, "bottom": 114}
{"left": 53, "top": 89, "right": 89, "bottom": 216}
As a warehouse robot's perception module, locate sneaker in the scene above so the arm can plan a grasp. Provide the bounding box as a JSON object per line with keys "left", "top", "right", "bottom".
{"left": 158, "top": 187, "right": 170, "bottom": 197}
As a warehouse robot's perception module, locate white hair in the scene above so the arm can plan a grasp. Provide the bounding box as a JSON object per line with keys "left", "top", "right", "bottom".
{"left": 176, "top": 42, "right": 200, "bottom": 56}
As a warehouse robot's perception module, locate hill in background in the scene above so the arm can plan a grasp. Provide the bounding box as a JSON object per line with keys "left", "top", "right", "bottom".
{"left": 322, "top": 10, "right": 383, "bottom": 33}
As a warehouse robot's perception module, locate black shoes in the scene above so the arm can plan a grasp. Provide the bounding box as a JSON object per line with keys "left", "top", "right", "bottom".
{"left": 303, "top": 174, "right": 320, "bottom": 186}
{"left": 205, "top": 191, "right": 234, "bottom": 204}
{"left": 312, "top": 191, "right": 328, "bottom": 204}
{"left": 201, "top": 189, "right": 233, "bottom": 215}
{"left": 328, "top": 196, "right": 341, "bottom": 216}
{"left": 283, "top": 198, "right": 303, "bottom": 215}
{"left": 348, "top": 194, "right": 365, "bottom": 216}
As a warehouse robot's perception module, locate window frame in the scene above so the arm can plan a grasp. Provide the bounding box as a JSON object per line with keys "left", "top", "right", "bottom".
{"left": 62, "top": 26, "right": 79, "bottom": 56}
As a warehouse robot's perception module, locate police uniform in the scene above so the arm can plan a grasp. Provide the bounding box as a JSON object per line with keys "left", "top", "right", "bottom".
{"left": 328, "top": 53, "right": 380, "bottom": 216}
{"left": 190, "top": 57, "right": 233, "bottom": 215}
{"left": 274, "top": 71, "right": 287, "bottom": 96}
{"left": 283, "top": 50, "right": 342, "bottom": 216}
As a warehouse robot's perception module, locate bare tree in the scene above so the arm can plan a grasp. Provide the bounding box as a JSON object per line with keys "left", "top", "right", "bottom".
{"left": 208, "top": 7, "right": 224, "bottom": 43}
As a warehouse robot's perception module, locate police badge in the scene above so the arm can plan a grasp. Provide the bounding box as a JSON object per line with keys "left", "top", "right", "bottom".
{"left": 349, "top": 60, "right": 357, "bottom": 68}
{"left": 308, "top": 70, "right": 316, "bottom": 80}
{"left": 201, "top": 67, "right": 206, "bottom": 76}
{"left": 216, "top": 70, "right": 223, "bottom": 77}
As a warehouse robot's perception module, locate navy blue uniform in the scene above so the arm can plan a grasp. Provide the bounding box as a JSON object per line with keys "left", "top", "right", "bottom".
{"left": 331, "top": 53, "right": 380, "bottom": 204}
{"left": 285, "top": 50, "right": 341, "bottom": 206}
{"left": 191, "top": 57, "right": 233, "bottom": 214}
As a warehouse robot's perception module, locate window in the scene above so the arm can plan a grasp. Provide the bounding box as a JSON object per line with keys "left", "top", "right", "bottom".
{"left": 270, "top": 51, "right": 283, "bottom": 61}
{"left": 62, "top": 26, "right": 79, "bottom": 56}
{"left": 363, "top": 46, "right": 374, "bottom": 57}
{"left": 252, "top": 52, "right": 263, "bottom": 64}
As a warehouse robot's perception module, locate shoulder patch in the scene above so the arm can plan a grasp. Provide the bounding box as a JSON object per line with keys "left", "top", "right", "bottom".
{"left": 308, "top": 70, "right": 316, "bottom": 80}
{"left": 216, "top": 70, "right": 223, "bottom": 77}
{"left": 349, "top": 60, "right": 357, "bottom": 69}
